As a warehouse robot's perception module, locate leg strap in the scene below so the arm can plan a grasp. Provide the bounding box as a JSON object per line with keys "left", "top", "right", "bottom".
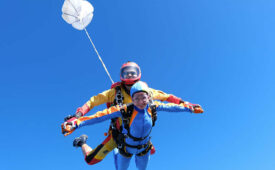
{"left": 118, "top": 141, "right": 152, "bottom": 158}
{"left": 124, "top": 141, "right": 150, "bottom": 149}
{"left": 118, "top": 147, "right": 133, "bottom": 158}
{"left": 137, "top": 141, "right": 152, "bottom": 156}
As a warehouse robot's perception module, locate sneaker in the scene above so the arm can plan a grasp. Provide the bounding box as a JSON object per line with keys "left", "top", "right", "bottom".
{"left": 73, "top": 134, "right": 88, "bottom": 147}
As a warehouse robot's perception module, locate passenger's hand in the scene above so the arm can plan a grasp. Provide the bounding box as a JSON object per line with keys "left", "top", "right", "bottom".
{"left": 61, "top": 119, "right": 77, "bottom": 136}
{"left": 64, "top": 115, "right": 75, "bottom": 121}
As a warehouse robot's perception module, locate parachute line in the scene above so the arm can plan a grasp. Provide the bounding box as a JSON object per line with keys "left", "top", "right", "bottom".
{"left": 83, "top": 28, "right": 114, "bottom": 84}
{"left": 62, "top": 0, "right": 114, "bottom": 84}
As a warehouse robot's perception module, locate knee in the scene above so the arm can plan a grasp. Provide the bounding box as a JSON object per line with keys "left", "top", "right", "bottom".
{"left": 85, "top": 154, "right": 102, "bottom": 165}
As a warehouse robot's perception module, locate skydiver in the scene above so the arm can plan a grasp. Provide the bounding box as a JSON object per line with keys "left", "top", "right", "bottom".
{"left": 62, "top": 81, "right": 203, "bottom": 170}
{"left": 62, "top": 61, "right": 202, "bottom": 165}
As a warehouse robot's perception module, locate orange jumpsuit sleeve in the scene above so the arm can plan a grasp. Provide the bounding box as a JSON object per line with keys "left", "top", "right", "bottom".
{"left": 76, "top": 105, "right": 126, "bottom": 127}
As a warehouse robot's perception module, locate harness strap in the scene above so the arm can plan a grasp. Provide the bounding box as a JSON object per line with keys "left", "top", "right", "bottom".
{"left": 120, "top": 103, "right": 157, "bottom": 141}
{"left": 109, "top": 85, "right": 124, "bottom": 133}
{"left": 121, "top": 104, "right": 150, "bottom": 141}
{"left": 125, "top": 131, "right": 151, "bottom": 141}
{"left": 113, "top": 102, "right": 158, "bottom": 158}
{"left": 136, "top": 141, "right": 153, "bottom": 156}
{"left": 124, "top": 139, "right": 151, "bottom": 149}
{"left": 150, "top": 104, "right": 157, "bottom": 127}
{"left": 119, "top": 148, "right": 133, "bottom": 158}
{"left": 114, "top": 86, "right": 124, "bottom": 106}
{"left": 118, "top": 141, "right": 153, "bottom": 158}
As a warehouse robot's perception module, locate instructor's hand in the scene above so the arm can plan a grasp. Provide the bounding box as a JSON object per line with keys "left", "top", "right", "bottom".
{"left": 193, "top": 105, "right": 204, "bottom": 114}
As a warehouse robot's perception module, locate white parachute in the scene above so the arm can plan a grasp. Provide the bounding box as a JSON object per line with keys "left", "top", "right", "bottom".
{"left": 62, "top": 0, "right": 94, "bottom": 30}
{"left": 61, "top": 0, "right": 114, "bottom": 83}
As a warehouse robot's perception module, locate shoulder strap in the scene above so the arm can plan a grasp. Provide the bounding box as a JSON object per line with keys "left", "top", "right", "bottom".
{"left": 107, "top": 82, "right": 123, "bottom": 107}
{"left": 120, "top": 103, "right": 134, "bottom": 131}
{"left": 109, "top": 84, "right": 124, "bottom": 131}
{"left": 150, "top": 104, "right": 157, "bottom": 127}
{"left": 114, "top": 86, "right": 124, "bottom": 106}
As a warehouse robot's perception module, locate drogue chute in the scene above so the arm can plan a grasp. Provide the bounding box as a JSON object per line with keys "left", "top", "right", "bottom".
{"left": 61, "top": 0, "right": 114, "bottom": 84}
{"left": 62, "top": 0, "right": 94, "bottom": 30}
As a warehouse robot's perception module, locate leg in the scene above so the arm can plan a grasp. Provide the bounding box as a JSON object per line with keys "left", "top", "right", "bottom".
{"left": 81, "top": 143, "right": 92, "bottom": 156}
{"left": 114, "top": 151, "right": 132, "bottom": 170}
{"left": 85, "top": 134, "right": 117, "bottom": 165}
{"left": 135, "top": 151, "right": 150, "bottom": 170}
{"left": 73, "top": 134, "right": 91, "bottom": 156}
{"left": 73, "top": 134, "right": 117, "bottom": 165}
{"left": 113, "top": 148, "right": 119, "bottom": 170}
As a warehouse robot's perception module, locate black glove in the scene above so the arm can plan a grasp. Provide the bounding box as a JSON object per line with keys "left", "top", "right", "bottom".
{"left": 179, "top": 100, "right": 185, "bottom": 104}
{"left": 64, "top": 115, "right": 74, "bottom": 121}
{"left": 64, "top": 112, "right": 83, "bottom": 121}
{"left": 75, "top": 111, "right": 83, "bottom": 118}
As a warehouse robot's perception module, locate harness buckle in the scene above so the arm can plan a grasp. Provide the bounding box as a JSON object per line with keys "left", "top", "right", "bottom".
{"left": 123, "top": 118, "right": 130, "bottom": 125}
{"left": 117, "top": 143, "right": 123, "bottom": 149}
{"left": 123, "top": 133, "right": 129, "bottom": 138}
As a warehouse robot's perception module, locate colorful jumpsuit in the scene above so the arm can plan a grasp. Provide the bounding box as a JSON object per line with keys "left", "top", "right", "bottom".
{"left": 76, "top": 84, "right": 182, "bottom": 114}
{"left": 75, "top": 101, "right": 193, "bottom": 170}
{"left": 74, "top": 84, "right": 183, "bottom": 165}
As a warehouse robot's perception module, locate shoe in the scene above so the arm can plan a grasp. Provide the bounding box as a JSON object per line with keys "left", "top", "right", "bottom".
{"left": 73, "top": 134, "right": 88, "bottom": 147}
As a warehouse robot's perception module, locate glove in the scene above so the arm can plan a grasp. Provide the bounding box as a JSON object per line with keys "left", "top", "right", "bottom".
{"left": 179, "top": 100, "right": 185, "bottom": 104}
{"left": 64, "top": 112, "right": 83, "bottom": 122}
{"left": 193, "top": 106, "right": 204, "bottom": 113}
{"left": 184, "top": 102, "right": 204, "bottom": 114}
{"left": 75, "top": 111, "right": 83, "bottom": 118}
{"left": 61, "top": 118, "right": 78, "bottom": 136}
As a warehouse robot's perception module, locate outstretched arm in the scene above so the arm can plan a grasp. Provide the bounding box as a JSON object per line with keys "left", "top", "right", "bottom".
{"left": 77, "top": 105, "right": 122, "bottom": 127}
{"left": 76, "top": 88, "right": 116, "bottom": 116}
{"left": 150, "top": 88, "right": 194, "bottom": 105}
{"left": 64, "top": 88, "right": 116, "bottom": 122}
{"left": 150, "top": 88, "right": 182, "bottom": 104}
{"left": 154, "top": 101, "right": 204, "bottom": 113}
{"left": 150, "top": 88, "right": 203, "bottom": 111}
{"left": 62, "top": 105, "right": 124, "bottom": 136}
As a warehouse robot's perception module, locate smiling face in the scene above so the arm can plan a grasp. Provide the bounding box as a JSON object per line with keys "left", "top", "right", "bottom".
{"left": 132, "top": 91, "right": 149, "bottom": 110}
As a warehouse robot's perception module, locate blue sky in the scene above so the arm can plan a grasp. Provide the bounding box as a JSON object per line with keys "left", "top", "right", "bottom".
{"left": 1, "top": 0, "right": 274, "bottom": 170}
